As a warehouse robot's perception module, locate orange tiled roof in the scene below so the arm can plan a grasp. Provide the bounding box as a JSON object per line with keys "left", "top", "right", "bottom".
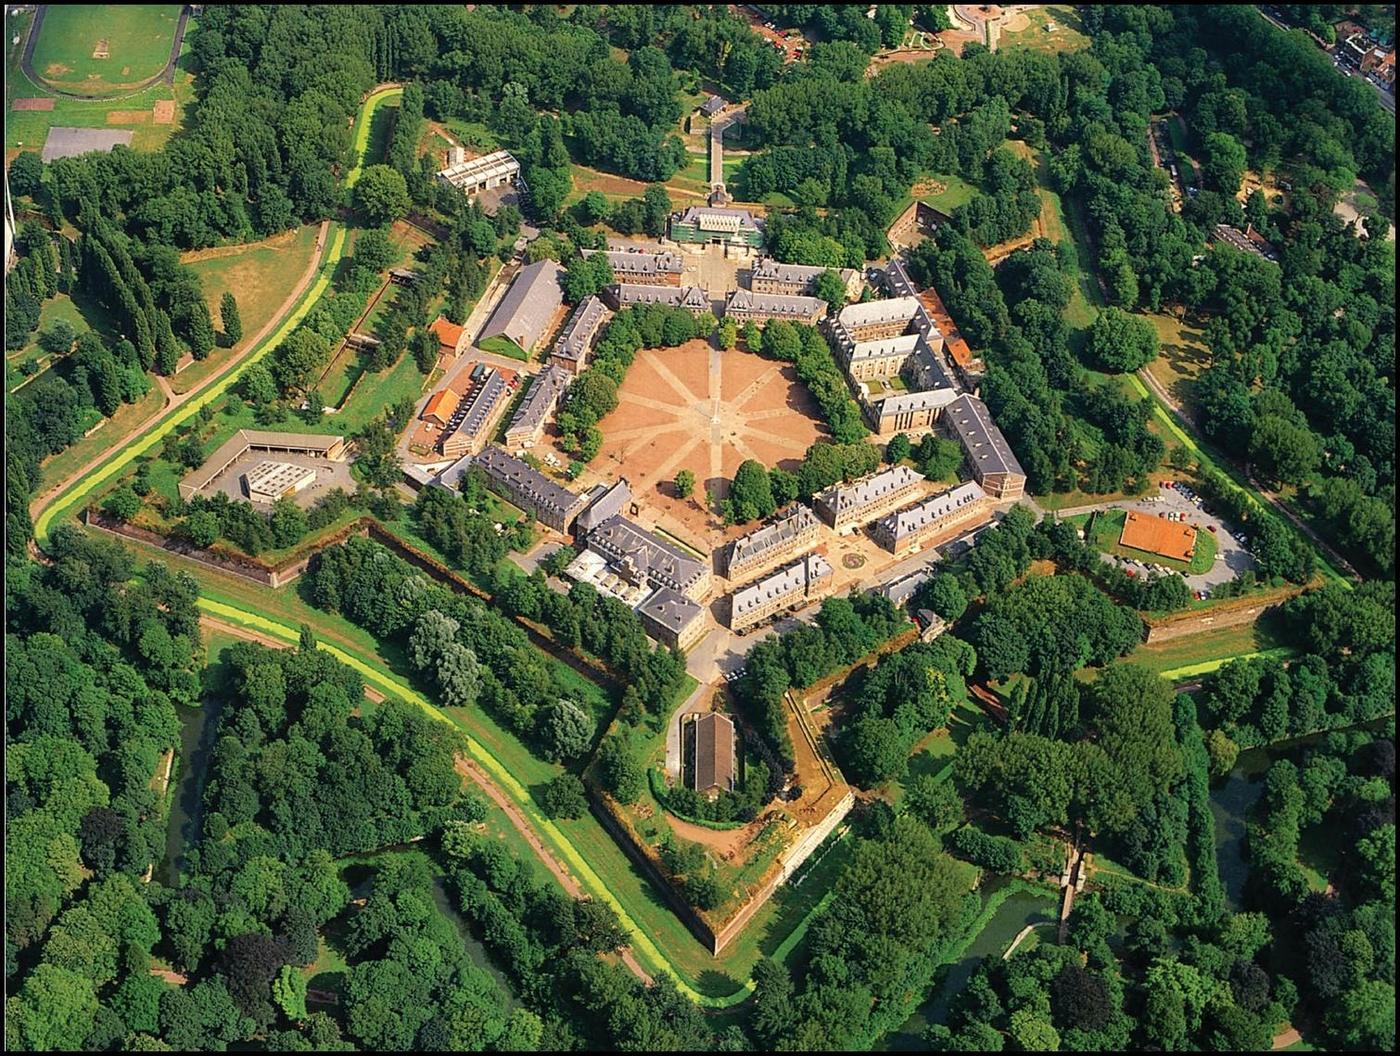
{"left": 422, "top": 388, "right": 460, "bottom": 424}
{"left": 430, "top": 316, "right": 465, "bottom": 349}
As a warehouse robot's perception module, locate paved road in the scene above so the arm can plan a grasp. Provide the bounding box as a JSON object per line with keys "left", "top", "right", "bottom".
{"left": 21, "top": 3, "right": 191, "bottom": 100}
{"left": 30, "top": 220, "right": 332, "bottom": 523}
{"left": 709, "top": 104, "right": 748, "bottom": 197}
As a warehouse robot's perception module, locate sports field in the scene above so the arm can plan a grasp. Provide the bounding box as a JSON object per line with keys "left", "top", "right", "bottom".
{"left": 28, "top": 5, "right": 181, "bottom": 96}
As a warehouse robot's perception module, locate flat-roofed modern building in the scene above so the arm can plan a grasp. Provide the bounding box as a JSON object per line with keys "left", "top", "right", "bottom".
{"left": 584, "top": 246, "right": 684, "bottom": 286}
{"left": 503, "top": 365, "right": 569, "bottom": 450}
{"left": 472, "top": 444, "right": 589, "bottom": 532}
{"left": 244, "top": 461, "right": 317, "bottom": 504}
{"left": 478, "top": 259, "right": 564, "bottom": 356}
{"left": 690, "top": 712, "right": 736, "bottom": 794}
{"left": 178, "top": 431, "right": 347, "bottom": 501}
{"left": 604, "top": 282, "right": 712, "bottom": 316}
{"left": 550, "top": 294, "right": 610, "bottom": 375}
{"left": 812, "top": 464, "right": 924, "bottom": 531}
{"left": 943, "top": 393, "right": 1027, "bottom": 500}
{"left": 669, "top": 206, "right": 766, "bottom": 250}
{"left": 723, "top": 287, "right": 827, "bottom": 325}
{"left": 724, "top": 503, "right": 823, "bottom": 582}
{"left": 441, "top": 366, "right": 509, "bottom": 460}
{"left": 728, "top": 552, "right": 833, "bottom": 632}
{"left": 575, "top": 477, "right": 633, "bottom": 536}
{"left": 872, "top": 481, "right": 991, "bottom": 555}
{"left": 584, "top": 515, "right": 712, "bottom": 601}
{"left": 749, "top": 258, "right": 862, "bottom": 301}
{"left": 436, "top": 149, "right": 521, "bottom": 197}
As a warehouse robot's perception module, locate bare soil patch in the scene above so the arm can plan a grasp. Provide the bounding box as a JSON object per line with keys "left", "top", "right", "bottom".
{"left": 45, "top": 63, "right": 72, "bottom": 77}
{"left": 92, "top": 40, "right": 110, "bottom": 60}
{"left": 12, "top": 98, "right": 56, "bottom": 112}
{"left": 153, "top": 99, "right": 175, "bottom": 124}
{"left": 107, "top": 110, "right": 150, "bottom": 125}
{"left": 664, "top": 813, "right": 761, "bottom": 861}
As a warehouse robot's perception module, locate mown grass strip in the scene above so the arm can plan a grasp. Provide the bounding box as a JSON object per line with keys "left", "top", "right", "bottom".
{"left": 1160, "top": 646, "right": 1297, "bottom": 682}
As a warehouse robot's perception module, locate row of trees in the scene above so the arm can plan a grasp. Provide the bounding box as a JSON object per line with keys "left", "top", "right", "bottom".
{"left": 744, "top": 318, "right": 869, "bottom": 444}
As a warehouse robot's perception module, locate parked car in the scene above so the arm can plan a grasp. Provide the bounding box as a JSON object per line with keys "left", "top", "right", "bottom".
{"left": 1208, "top": 524, "right": 1217, "bottom": 533}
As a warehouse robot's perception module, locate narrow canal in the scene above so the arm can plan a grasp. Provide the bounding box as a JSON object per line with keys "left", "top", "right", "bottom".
{"left": 159, "top": 697, "right": 223, "bottom": 887}
{"left": 882, "top": 878, "right": 1059, "bottom": 1049}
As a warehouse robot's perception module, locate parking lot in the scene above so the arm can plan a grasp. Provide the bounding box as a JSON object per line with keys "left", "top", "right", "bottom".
{"left": 1086, "top": 480, "right": 1257, "bottom": 594}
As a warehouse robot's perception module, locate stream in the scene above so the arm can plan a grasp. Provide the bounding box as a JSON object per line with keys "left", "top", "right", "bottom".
{"left": 159, "top": 697, "right": 223, "bottom": 887}
{"left": 881, "top": 878, "right": 1059, "bottom": 1049}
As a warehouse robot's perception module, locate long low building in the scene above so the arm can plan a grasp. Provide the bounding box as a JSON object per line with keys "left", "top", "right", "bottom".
{"left": 812, "top": 464, "right": 924, "bottom": 531}
{"left": 723, "top": 287, "right": 827, "bottom": 325}
{"left": 604, "top": 282, "right": 712, "bottom": 315}
{"left": 750, "top": 258, "right": 862, "bottom": 301}
{"left": 436, "top": 149, "right": 521, "bottom": 197}
{"left": 472, "top": 444, "right": 589, "bottom": 532}
{"left": 441, "top": 366, "right": 510, "bottom": 460}
{"left": 871, "top": 482, "right": 991, "bottom": 555}
{"left": 503, "top": 365, "right": 569, "bottom": 450}
{"left": 478, "top": 258, "right": 564, "bottom": 357}
{"left": 669, "top": 205, "right": 766, "bottom": 250}
{"left": 943, "top": 393, "right": 1027, "bottom": 500}
{"left": 179, "top": 430, "right": 347, "bottom": 500}
{"left": 550, "top": 294, "right": 610, "bottom": 375}
{"left": 728, "top": 552, "right": 833, "bottom": 632}
{"left": 584, "top": 246, "right": 684, "bottom": 285}
{"left": 829, "top": 295, "right": 929, "bottom": 343}
{"left": 724, "top": 503, "right": 823, "bottom": 582}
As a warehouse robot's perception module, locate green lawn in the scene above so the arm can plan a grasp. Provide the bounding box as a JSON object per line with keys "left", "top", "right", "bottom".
{"left": 7, "top": 289, "right": 119, "bottom": 387}
{"left": 895, "top": 172, "right": 981, "bottom": 219}
{"left": 28, "top": 4, "right": 180, "bottom": 94}
{"left": 1129, "top": 616, "right": 1289, "bottom": 679}
{"left": 7, "top": 22, "right": 194, "bottom": 156}
{"left": 176, "top": 224, "right": 325, "bottom": 395}
{"left": 998, "top": 4, "right": 1091, "bottom": 54}
{"left": 477, "top": 334, "right": 530, "bottom": 361}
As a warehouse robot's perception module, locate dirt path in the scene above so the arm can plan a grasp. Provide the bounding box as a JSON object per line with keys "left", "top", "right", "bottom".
{"left": 149, "top": 967, "right": 188, "bottom": 986}
{"left": 30, "top": 221, "right": 331, "bottom": 522}
{"left": 664, "top": 812, "right": 760, "bottom": 861}
{"left": 452, "top": 756, "right": 655, "bottom": 986}
{"left": 1272, "top": 1026, "right": 1302, "bottom": 1050}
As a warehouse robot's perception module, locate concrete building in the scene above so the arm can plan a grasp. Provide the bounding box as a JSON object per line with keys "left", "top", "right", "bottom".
{"left": 669, "top": 206, "right": 766, "bottom": 251}
{"left": 943, "top": 394, "right": 1027, "bottom": 500}
{"left": 584, "top": 515, "right": 712, "bottom": 601}
{"left": 441, "top": 366, "right": 509, "bottom": 460}
{"left": 178, "top": 431, "right": 347, "bottom": 501}
{"left": 749, "top": 258, "right": 862, "bottom": 301}
{"left": 575, "top": 477, "right": 633, "bottom": 537}
{"left": 604, "top": 282, "right": 712, "bottom": 315}
{"left": 723, "top": 287, "right": 827, "bottom": 325}
{"left": 728, "top": 552, "right": 833, "bottom": 632}
{"left": 436, "top": 149, "right": 521, "bottom": 197}
{"left": 503, "top": 365, "right": 569, "bottom": 450}
{"left": 584, "top": 246, "right": 683, "bottom": 286}
{"left": 550, "top": 294, "right": 610, "bottom": 375}
{"left": 243, "top": 461, "right": 317, "bottom": 504}
{"left": 690, "top": 712, "right": 736, "bottom": 794}
{"left": 478, "top": 258, "right": 564, "bottom": 356}
{"left": 472, "top": 444, "right": 589, "bottom": 532}
{"left": 871, "top": 482, "right": 991, "bottom": 555}
{"left": 724, "top": 503, "right": 823, "bottom": 582}
{"left": 812, "top": 465, "right": 924, "bottom": 531}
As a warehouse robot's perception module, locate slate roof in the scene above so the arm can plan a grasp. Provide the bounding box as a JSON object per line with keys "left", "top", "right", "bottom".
{"left": 479, "top": 259, "right": 564, "bottom": 353}
{"left": 944, "top": 394, "right": 1025, "bottom": 478}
